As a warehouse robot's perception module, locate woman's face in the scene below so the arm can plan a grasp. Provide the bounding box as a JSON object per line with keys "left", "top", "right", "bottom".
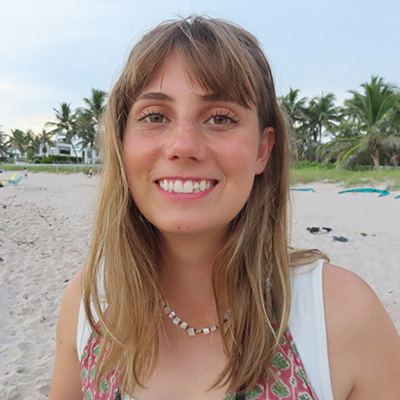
{"left": 123, "top": 52, "right": 274, "bottom": 239}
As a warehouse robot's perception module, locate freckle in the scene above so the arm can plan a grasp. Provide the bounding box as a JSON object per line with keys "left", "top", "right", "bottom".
{"left": 177, "top": 226, "right": 181, "bottom": 230}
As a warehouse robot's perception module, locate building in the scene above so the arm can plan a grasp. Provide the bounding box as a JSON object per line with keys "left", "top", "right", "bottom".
{"left": 41, "top": 132, "right": 99, "bottom": 164}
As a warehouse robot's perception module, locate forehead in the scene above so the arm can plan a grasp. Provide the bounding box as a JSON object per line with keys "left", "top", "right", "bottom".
{"left": 136, "top": 50, "right": 254, "bottom": 109}
{"left": 139, "top": 52, "right": 209, "bottom": 97}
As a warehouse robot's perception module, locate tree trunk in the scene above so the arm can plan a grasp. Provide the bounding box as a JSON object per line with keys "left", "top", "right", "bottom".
{"left": 371, "top": 151, "right": 380, "bottom": 170}
{"left": 390, "top": 154, "right": 399, "bottom": 167}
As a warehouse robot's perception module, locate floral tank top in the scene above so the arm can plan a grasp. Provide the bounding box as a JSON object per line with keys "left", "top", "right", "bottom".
{"left": 80, "top": 328, "right": 318, "bottom": 400}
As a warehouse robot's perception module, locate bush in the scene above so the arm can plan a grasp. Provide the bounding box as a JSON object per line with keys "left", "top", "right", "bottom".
{"left": 40, "top": 155, "right": 81, "bottom": 164}
{"left": 27, "top": 150, "right": 35, "bottom": 161}
{"left": 291, "top": 160, "right": 336, "bottom": 169}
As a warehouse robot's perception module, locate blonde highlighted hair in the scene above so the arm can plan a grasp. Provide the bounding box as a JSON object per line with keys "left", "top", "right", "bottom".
{"left": 83, "top": 15, "right": 326, "bottom": 396}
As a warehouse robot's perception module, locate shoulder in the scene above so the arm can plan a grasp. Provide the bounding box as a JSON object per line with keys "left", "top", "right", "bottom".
{"left": 322, "top": 263, "right": 390, "bottom": 337}
{"left": 57, "top": 270, "right": 84, "bottom": 348}
{"left": 49, "top": 270, "right": 84, "bottom": 399}
{"left": 322, "top": 263, "right": 400, "bottom": 399}
{"left": 62, "top": 271, "right": 83, "bottom": 312}
{"left": 323, "top": 263, "right": 376, "bottom": 314}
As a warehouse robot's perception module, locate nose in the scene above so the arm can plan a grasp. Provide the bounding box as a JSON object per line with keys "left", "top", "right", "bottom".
{"left": 165, "top": 119, "right": 207, "bottom": 162}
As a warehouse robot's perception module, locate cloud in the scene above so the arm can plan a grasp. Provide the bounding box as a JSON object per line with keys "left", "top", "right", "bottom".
{"left": 0, "top": 80, "right": 50, "bottom": 99}
{"left": 3, "top": 114, "right": 53, "bottom": 135}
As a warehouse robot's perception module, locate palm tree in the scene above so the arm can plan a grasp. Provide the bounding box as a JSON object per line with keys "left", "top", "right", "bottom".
{"left": 38, "top": 129, "right": 55, "bottom": 155}
{"left": 319, "top": 77, "right": 399, "bottom": 169}
{"left": 279, "top": 88, "right": 308, "bottom": 126}
{"left": 377, "top": 99, "right": 400, "bottom": 166}
{"left": 75, "top": 89, "right": 107, "bottom": 163}
{"left": 0, "top": 127, "right": 10, "bottom": 160}
{"left": 46, "top": 102, "right": 80, "bottom": 161}
{"left": 82, "top": 88, "right": 107, "bottom": 125}
{"left": 6, "top": 129, "right": 29, "bottom": 156}
{"left": 305, "top": 92, "right": 340, "bottom": 144}
{"left": 279, "top": 88, "right": 312, "bottom": 160}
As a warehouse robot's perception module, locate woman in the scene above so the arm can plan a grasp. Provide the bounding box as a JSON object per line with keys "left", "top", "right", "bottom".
{"left": 49, "top": 16, "right": 400, "bottom": 400}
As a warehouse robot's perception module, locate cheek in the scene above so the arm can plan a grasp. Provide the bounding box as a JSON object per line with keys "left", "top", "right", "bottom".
{"left": 123, "top": 135, "right": 155, "bottom": 176}
{"left": 222, "top": 139, "right": 260, "bottom": 177}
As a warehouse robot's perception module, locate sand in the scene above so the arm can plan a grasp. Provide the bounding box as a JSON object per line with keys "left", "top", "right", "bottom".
{"left": 0, "top": 172, "right": 399, "bottom": 399}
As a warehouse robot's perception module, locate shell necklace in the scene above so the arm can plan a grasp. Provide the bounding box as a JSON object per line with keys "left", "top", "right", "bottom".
{"left": 161, "top": 299, "right": 229, "bottom": 337}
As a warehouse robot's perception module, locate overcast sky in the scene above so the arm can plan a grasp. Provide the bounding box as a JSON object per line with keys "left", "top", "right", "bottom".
{"left": 1, "top": 0, "right": 399, "bottom": 135}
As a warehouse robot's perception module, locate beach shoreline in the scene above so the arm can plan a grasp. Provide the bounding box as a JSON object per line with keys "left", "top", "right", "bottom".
{"left": 1, "top": 172, "right": 399, "bottom": 399}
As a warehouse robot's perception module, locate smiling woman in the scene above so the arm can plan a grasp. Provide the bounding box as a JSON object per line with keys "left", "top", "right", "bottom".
{"left": 123, "top": 51, "right": 273, "bottom": 236}
{"left": 49, "top": 16, "right": 400, "bottom": 400}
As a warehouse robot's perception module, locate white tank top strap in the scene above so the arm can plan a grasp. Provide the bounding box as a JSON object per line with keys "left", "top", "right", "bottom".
{"left": 77, "top": 299, "right": 93, "bottom": 360}
{"left": 289, "top": 259, "right": 334, "bottom": 400}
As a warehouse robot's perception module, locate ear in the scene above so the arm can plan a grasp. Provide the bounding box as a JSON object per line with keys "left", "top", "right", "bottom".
{"left": 255, "top": 127, "right": 275, "bottom": 175}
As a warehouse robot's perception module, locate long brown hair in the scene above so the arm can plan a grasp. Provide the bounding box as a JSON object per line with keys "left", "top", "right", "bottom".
{"left": 83, "top": 15, "right": 325, "bottom": 396}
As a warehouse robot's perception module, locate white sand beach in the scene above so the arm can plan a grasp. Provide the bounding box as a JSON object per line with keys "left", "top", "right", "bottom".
{"left": 1, "top": 172, "right": 399, "bottom": 399}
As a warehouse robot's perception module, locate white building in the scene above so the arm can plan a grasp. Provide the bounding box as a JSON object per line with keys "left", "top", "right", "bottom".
{"left": 42, "top": 132, "right": 99, "bottom": 164}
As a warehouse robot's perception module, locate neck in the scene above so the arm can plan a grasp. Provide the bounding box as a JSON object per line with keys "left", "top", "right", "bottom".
{"left": 158, "top": 229, "right": 227, "bottom": 314}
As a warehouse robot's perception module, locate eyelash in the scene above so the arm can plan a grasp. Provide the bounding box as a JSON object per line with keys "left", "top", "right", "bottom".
{"left": 136, "top": 110, "right": 239, "bottom": 125}
{"left": 137, "top": 110, "right": 165, "bottom": 122}
{"left": 208, "top": 111, "right": 239, "bottom": 125}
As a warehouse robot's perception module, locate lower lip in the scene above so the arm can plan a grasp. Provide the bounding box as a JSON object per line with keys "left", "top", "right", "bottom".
{"left": 155, "top": 183, "right": 217, "bottom": 200}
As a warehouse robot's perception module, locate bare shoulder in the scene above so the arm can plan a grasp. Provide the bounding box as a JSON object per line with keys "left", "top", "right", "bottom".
{"left": 322, "top": 263, "right": 400, "bottom": 400}
{"left": 62, "top": 270, "right": 84, "bottom": 313}
{"left": 323, "top": 263, "right": 379, "bottom": 315}
{"left": 56, "top": 270, "right": 84, "bottom": 351}
{"left": 49, "top": 270, "right": 84, "bottom": 399}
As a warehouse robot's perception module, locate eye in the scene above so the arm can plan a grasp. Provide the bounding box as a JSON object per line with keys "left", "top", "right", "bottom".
{"left": 207, "top": 112, "right": 238, "bottom": 126}
{"left": 138, "top": 112, "right": 166, "bottom": 124}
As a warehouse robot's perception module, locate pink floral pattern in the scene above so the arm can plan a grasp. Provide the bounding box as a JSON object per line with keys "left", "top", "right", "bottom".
{"left": 80, "top": 329, "right": 318, "bottom": 399}
{"left": 81, "top": 332, "right": 120, "bottom": 399}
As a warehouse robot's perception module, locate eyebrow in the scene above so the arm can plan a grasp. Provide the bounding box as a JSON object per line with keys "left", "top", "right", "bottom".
{"left": 135, "top": 92, "right": 173, "bottom": 102}
{"left": 135, "top": 91, "right": 234, "bottom": 103}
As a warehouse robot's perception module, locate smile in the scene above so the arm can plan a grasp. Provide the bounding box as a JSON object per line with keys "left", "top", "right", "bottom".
{"left": 157, "top": 179, "right": 217, "bottom": 194}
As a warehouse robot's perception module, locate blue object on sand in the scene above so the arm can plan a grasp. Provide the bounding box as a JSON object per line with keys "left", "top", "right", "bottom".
{"left": 395, "top": 195, "right": 400, "bottom": 199}
{"left": 338, "top": 188, "right": 390, "bottom": 197}
{"left": 290, "top": 188, "right": 315, "bottom": 192}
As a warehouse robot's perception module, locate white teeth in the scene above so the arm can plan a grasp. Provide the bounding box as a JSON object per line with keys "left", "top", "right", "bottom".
{"left": 183, "top": 180, "right": 193, "bottom": 193}
{"left": 158, "top": 179, "right": 214, "bottom": 194}
{"left": 173, "top": 180, "right": 183, "bottom": 193}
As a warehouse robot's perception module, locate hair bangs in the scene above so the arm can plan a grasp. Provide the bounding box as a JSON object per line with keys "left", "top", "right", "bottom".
{"left": 172, "top": 26, "right": 258, "bottom": 109}
{"left": 118, "top": 17, "right": 261, "bottom": 123}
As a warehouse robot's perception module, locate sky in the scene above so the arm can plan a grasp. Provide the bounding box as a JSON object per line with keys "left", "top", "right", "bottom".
{"left": 1, "top": 0, "right": 399, "bottom": 135}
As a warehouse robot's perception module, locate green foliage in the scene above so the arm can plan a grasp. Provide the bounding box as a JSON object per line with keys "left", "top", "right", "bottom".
{"left": 0, "top": 164, "right": 102, "bottom": 174}
{"left": 290, "top": 166, "right": 400, "bottom": 190}
{"left": 40, "top": 154, "right": 81, "bottom": 164}
{"left": 27, "top": 150, "right": 35, "bottom": 161}
{"left": 292, "top": 161, "right": 336, "bottom": 169}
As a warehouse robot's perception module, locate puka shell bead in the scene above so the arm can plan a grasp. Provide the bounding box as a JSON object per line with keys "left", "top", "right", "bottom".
{"left": 188, "top": 328, "right": 196, "bottom": 337}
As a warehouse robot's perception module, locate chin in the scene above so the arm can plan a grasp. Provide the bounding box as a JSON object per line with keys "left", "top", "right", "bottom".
{"left": 156, "top": 220, "right": 229, "bottom": 238}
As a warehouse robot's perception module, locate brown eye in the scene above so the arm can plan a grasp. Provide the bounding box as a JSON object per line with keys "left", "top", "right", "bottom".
{"left": 207, "top": 112, "right": 238, "bottom": 126}
{"left": 211, "top": 115, "right": 229, "bottom": 125}
{"left": 147, "top": 113, "right": 165, "bottom": 123}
